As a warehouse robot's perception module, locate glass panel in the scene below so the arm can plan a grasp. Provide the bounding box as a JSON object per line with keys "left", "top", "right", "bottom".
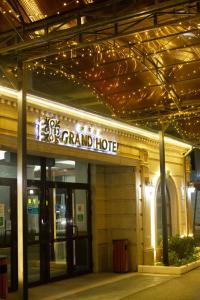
{"left": 27, "top": 188, "right": 40, "bottom": 242}
{"left": 0, "top": 152, "right": 16, "bottom": 178}
{"left": 0, "top": 151, "right": 41, "bottom": 180}
{"left": 191, "top": 190, "right": 200, "bottom": 240}
{"left": 50, "top": 241, "right": 67, "bottom": 278}
{"left": 27, "top": 165, "right": 41, "bottom": 181}
{"left": 0, "top": 186, "right": 11, "bottom": 244}
{"left": 73, "top": 190, "right": 88, "bottom": 235}
{"left": 27, "top": 154, "right": 41, "bottom": 180}
{"left": 50, "top": 188, "right": 67, "bottom": 240}
{"left": 47, "top": 159, "right": 88, "bottom": 183}
{"left": 0, "top": 185, "right": 12, "bottom": 287}
{"left": 73, "top": 238, "right": 90, "bottom": 273}
{"left": 28, "top": 244, "right": 40, "bottom": 283}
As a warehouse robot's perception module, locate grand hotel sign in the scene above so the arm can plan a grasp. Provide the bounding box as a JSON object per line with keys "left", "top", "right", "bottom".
{"left": 36, "top": 117, "right": 118, "bottom": 155}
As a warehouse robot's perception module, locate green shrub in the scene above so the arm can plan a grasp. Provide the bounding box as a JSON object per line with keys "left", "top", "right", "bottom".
{"left": 168, "top": 235, "right": 198, "bottom": 266}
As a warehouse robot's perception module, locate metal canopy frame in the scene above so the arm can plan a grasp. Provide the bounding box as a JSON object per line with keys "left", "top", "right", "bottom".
{"left": 0, "top": 0, "right": 200, "bottom": 130}
{"left": 0, "top": 0, "right": 199, "bottom": 56}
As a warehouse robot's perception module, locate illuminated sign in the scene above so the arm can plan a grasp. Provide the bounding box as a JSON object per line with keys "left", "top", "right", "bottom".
{"left": 36, "top": 117, "right": 118, "bottom": 155}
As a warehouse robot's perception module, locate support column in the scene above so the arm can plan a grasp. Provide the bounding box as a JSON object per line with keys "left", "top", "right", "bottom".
{"left": 17, "top": 64, "right": 28, "bottom": 300}
{"left": 159, "top": 128, "right": 169, "bottom": 266}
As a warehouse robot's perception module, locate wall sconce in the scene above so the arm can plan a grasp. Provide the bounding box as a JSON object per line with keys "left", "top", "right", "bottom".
{"left": 145, "top": 181, "right": 156, "bottom": 253}
{"left": 0, "top": 150, "right": 6, "bottom": 160}
{"left": 187, "top": 185, "right": 195, "bottom": 196}
{"left": 145, "top": 181, "right": 154, "bottom": 197}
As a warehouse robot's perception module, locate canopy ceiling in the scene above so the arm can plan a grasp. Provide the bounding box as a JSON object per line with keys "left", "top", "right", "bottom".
{"left": 0, "top": 0, "right": 200, "bottom": 145}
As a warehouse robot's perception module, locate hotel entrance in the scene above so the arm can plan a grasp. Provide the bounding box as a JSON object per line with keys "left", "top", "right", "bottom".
{"left": 0, "top": 151, "right": 92, "bottom": 290}
{"left": 27, "top": 185, "right": 91, "bottom": 285}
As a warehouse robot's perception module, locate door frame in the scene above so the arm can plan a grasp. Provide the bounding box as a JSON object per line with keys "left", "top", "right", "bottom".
{"left": 27, "top": 179, "right": 92, "bottom": 286}
{"left": 0, "top": 178, "right": 18, "bottom": 291}
{"left": 0, "top": 159, "right": 92, "bottom": 289}
{"left": 45, "top": 181, "right": 92, "bottom": 278}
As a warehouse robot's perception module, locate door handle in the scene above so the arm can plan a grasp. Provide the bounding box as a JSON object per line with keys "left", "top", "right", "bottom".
{"left": 66, "top": 224, "right": 78, "bottom": 239}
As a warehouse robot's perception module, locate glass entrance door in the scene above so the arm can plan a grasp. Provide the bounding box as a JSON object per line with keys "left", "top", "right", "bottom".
{"left": 27, "top": 187, "right": 40, "bottom": 284}
{"left": 49, "top": 187, "right": 70, "bottom": 278}
{"left": 0, "top": 181, "right": 17, "bottom": 291}
{"left": 71, "top": 189, "right": 91, "bottom": 274}
{"left": 48, "top": 187, "right": 91, "bottom": 279}
{"left": 27, "top": 184, "right": 91, "bottom": 285}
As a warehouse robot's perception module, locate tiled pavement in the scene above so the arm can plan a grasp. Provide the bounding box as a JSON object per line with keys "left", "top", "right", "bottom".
{"left": 8, "top": 267, "right": 200, "bottom": 300}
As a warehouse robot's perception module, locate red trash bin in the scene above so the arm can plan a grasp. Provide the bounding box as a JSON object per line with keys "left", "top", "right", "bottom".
{"left": 113, "top": 239, "right": 129, "bottom": 273}
{"left": 0, "top": 256, "right": 8, "bottom": 299}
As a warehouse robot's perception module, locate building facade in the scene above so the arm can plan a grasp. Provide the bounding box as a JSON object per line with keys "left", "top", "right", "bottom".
{"left": 0, "top": 87, "right": 191, "bottom": 291}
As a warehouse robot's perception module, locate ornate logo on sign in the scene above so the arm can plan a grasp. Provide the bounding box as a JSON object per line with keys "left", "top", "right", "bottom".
{"left": 38, "top": 118, "right": 60, "bottom": 143}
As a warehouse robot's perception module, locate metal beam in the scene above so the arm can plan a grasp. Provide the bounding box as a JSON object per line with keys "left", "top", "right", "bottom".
{"left": 1, "top": 0, "right": 198, "bottom": 36}
{"left": 146, "top": 39, "right": 200, "bottom": 57}
{"left": 0, "top": 0, "right": 199, "bottom": 56}
{"left": 17, "top": 64, "right": 28, "bottom": 300}
{"left": 0, "top": 59, "right": 18, "bottom": 89}
{"left": 130, "top": 45, "right": 182, "bottom": 111}
{"left": 0, "top": 6, "right": 24, "bottom": 41}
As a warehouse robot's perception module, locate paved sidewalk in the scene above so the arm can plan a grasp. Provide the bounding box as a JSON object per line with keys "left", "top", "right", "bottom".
{"left": 8, "top": 272, "right": 176, "bottom": 300}
{"left": 124, "top": 267, "right": 200, "bottom": 300}
{"left": 8, "top": 267, "right": 200, "bottom": 300}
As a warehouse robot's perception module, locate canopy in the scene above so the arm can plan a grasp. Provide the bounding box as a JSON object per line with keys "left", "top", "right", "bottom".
{"left": 0, "top": 0, "right": 200, "bottom": 144}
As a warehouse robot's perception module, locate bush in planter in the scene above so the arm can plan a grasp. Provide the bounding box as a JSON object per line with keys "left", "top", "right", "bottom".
{"left": 168, "top": 235, "right": 198, "bottom": 266}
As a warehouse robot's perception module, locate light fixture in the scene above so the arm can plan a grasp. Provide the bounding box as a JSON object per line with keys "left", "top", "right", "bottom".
{"left": 29, "top": 189, "right": 34, "bottom": 195}
{"left": 187, "top": 186, "right": 195, "bottom": 195}
{"left": 34, "top": 166, "right": 41, "bottom": 171}
{"left": 145, "top": 182, "right": 156, "bottom": 255}
{"left": 61, "top": 219, "right": 66, "bottom": 225}
{"left": 57, "top": 160, "right": 75, "bottom": 166}
{"left": 0, "top": 150, "right": 6, "bottom": 160}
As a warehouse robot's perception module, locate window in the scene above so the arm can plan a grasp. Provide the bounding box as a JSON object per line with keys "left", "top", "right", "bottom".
{"left": 46, "top": 159, "right": 88, "bottom": 183}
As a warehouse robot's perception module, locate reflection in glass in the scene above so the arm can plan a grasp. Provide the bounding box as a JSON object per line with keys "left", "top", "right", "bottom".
{"left": 49, "top": 189, "right": 68, "bottom": 240}
{"left": 0, "top": 186, "right": 11, "bottom": 244}
{"left": 72, "top": 190, "right": 88, "bottom": 235}
{"left": 49, "top": 188, "right": 68, "bottom": 278}
{"left": 28, "top": 244, "right": 40, "bottom": 283}
{"left": 191, "top": 190, "right": 200, "bottom": 240}
{"left": 47, "top": 159, "right": 88, "bottom": 183}
{"left": 0, "top": 152, "right": 41, "bottom": 180}
{"left": 0, "top": 152, "right": 16, "bottom": 178}
{"left": 50, "top": 241, "right": 67, "bottom": 278}
{"left": 27, "top": 165, "right": 41, "bottom": 181}
{"left": 27, "top": 188, "right": 40, "bottom": 242}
